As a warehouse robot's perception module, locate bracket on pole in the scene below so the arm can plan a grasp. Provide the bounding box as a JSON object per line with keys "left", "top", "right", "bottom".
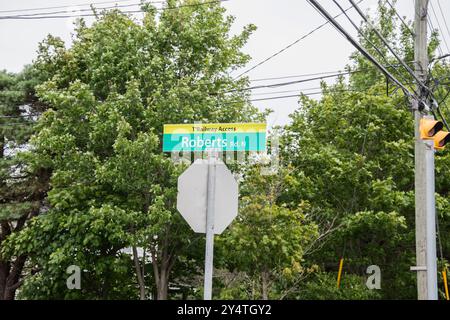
{"left": 410, "top": 266, "right": 427, "bottom": 271}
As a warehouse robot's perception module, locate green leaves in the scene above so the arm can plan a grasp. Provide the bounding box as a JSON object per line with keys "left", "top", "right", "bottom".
{"left": 218, "top": 167, "right": 319, "bottom": 299}
{"left": 4, "top": 1, "right": 261, "bottom": 299}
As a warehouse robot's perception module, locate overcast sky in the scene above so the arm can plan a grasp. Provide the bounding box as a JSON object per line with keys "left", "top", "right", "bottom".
{"left": 1, "top": 0, "right": 449, "bottom": 126}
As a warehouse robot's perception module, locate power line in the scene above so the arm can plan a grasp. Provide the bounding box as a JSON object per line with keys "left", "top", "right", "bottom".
{"left": 225, "top": 71, "right": 356, "bottom": 94}
{"left": 349, "top": 0, "right": 449, "bottom": 130}
{"left": 233, "top": 0, "right": 365, "bottom": 80}
{"left": 0, "top": 10, "right": 139, "bottom": 19}
{"left": 307, "top": 0, "right": 415, "bottom": 100}
{"left": 333, "top": 0, "right": 415, "bottom": 95}
{"left": 249, "top": 63, "right": 419, "bottom": 83}
{"left": 249, "top": 70, "right": 349, "bottom": 82}
{"left": 0, "top": 2, "right": 144, "bottom": 18}
{"left": 429, "top": 0, "right": 450, "bottom": 53}
{"left": 2, "top": 64, "right": 417, "bottom": 120}
{"left": 436, "top": 0, "right": 450, "bottom": 42}
{"left": 0, "top": 0, "right": 228, "bottom": 20}
{"left": 0, "top": 0, "right": 152, "bottom": 14}
{"left": 348, "top": 0, "right": 427, "bottom": 97}
{"left": 1, "top": 83, "right": 410, "bottom": 125}
{"left": 225, "top": 86, "right": 393, "bottom": 106}
{"left": 1, "top": 72, "right": 354, "bottom": 120}
{"left": 251, "top": 87, "right": 323, "bottom": 96}
{"left": 427, "top": 8, "right": 444, "bottom": 56}
{"left": 385, "top": 0, "right": 415, "bottom": 37}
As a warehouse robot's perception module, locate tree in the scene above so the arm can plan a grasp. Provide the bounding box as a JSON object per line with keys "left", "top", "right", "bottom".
{"left": 0, "top": 67, "right": 48, "bottom": 300}
{"left": 218, "top": 164, "right": 319, "bottom": 300}
{"left": 2, "top": 0, "right": 263, "bottom": 299}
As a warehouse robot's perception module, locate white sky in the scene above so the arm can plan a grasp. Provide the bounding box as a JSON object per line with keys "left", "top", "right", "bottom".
{"left": 1, "top": 0, "right": 449, "bottom": 126}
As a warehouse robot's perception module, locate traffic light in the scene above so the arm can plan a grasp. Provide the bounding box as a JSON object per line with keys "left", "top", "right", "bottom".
{"left": 420, "top": 118, "right": 450, "bottom": 150}
{"left": 433, "top": 131, "right": 450, "bottom": 150}
{"left": 420, "top": 118, "right": 443, "bottom": 139}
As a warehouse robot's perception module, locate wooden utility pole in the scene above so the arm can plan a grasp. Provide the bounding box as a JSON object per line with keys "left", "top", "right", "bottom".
{"left": 413, "top": 0, "right": 438, "bottom": 300}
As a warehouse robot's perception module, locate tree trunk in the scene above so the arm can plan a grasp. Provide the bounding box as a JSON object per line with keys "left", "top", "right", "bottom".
{"left": 261, "top": 270, "right": 269, "bottom": 300}
{"left": 132, "top": 246, "right": 146, "bottom": 300}
{"left": 156, "top": 267, "right": 169, "bottom": 300}
{"left": 0, "top": 257, "right": 24, "bottom": 300}
{"left": 0, "top": 261, "right": 7, "bottom": 300}
{"left": 151, "top": 248, "right": 172, "bottom": 300}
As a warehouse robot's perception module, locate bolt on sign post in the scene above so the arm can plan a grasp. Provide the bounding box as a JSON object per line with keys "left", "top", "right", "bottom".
{"left": 163, "top": 123, "right": 266, "bottom": 300}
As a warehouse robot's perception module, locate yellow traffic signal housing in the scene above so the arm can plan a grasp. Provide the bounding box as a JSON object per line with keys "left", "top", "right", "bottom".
{"left": 433, "top": 131, "right": 450, "bottom": 150}
{"left": 420, "top": 118, "right": 443, "bottom": 139}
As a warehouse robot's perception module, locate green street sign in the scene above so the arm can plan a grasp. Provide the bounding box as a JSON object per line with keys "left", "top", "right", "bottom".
{"left": 163, "top": 123, "right": 266, "bottom": 152}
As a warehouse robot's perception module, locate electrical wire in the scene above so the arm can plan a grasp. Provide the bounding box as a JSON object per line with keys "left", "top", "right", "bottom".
{"left": 225, "top": 71, "right": 355, "bottom": 94}
{"left": 233, "top": 0, "right": 365, "bottom": 80}
{"left": 385, "top": 0, "right": 415, "bottom": 37}
{"left": 427, "top": 10, "right": 444, "bottom": 56}
{"left": 348, "top": 0, "right": 424, "bottom": 95}
{"left": 436, "top": 0, "right": 450, "bottom": 42}
{"left": 2, "top": 65, "right": 417, "bottom": 122}
{"left": 1, "top": 85, "right": 401, "bottom": 125}
{"left": 429, "top": 0, "right": 450, "bottom": 53}
{"left": 333, "top": 0, "right": 416, "bottom": 95}
{"left": 222, "top": 87, "right": 390, "bottom": 106}
{"left": 307, "top": 0, "right": 415, "bottom": 101}
{"left": 0, "top": 0, "right": 139, "bottom": 13}
{"left": 350, "top": 0, "right": 450, "bottom": 131}
{"left": 0, "top": 2, "right": 145, "bottom": 18}
{"left": 249, "top": 70, "right": 348, "bottom": 82}
{"left": 0, "top": 0, "right": 228, "bottom": 19}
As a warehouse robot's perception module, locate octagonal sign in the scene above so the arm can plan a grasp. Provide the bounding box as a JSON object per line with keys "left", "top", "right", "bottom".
{"left": 177, "top": 159, "right": 238, "bottom": 234}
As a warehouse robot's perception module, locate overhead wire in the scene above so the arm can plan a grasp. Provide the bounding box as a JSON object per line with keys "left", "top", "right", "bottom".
{"left": 0, "top": 0, "right": 228, "bottom": 19}
{"left": 351, "top": 0, "right": 449, "bottom": 130}
{"left": 307, "top": 0, "right": 415, "bottom": 101}
{"left": 225, "top": 71, "right": 355, "bottom": 94}
{"left": 1, "top": 82, "right": 406, "bottom": 125}
{"left": 386, "top": 0, "right": 415, "bottom": 37}
{"left": 0, "top": 2, "right": 145, "bottom": 18}
{"left": 429, "top": 0, "right": 450, "bottom": 53}
{"left": 436, "top": 0, "right": 450, "bottom": 42}
{"left": 426, "top": 6, "right": 444, "bottom": 56}
{"left": 233, "top": 0, "right": 365, "bottom": 80}
{"left": 0, "top": 0, "right": 140, "bottom": 13}
{"left": 333, "top": 0, "right": 416, "bottom": 95}
{"left": 249, "top": 70, "right": 349, "bottom": 82}
{"left": 348, "top": 0, "right": 425, "bottom": 96}
{"left": 1, "top": 63, "right": 419, "bottom": 122}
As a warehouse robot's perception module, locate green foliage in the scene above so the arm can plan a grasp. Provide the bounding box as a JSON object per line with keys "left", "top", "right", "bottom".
{"left": 297, "top": 272, "right": 381, "bottom": 300}
{"left": 2, "top": 1, "right": 262, "bottom": 299}
{"left": 2, "top": 1, "right": 450, "bottom": 300}
{"left": 217, "top": 166, "right": 319, "bottom": 299}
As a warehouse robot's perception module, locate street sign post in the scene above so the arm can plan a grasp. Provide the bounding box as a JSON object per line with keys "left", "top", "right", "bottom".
{"left": 170, "top": 122, "right": 266, "bottom": 300}
{"left": 177, "top": 156, "right": 238, "bottom": 300}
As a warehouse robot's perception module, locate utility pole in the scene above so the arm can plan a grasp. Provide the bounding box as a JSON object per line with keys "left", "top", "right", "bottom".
{"left": 413, "top": 0, "right": 438, "bottom": 300}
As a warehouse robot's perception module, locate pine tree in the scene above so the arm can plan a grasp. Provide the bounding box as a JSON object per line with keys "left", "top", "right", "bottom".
{"left": 0, "top": 67, "right": 48, "bottom": 300}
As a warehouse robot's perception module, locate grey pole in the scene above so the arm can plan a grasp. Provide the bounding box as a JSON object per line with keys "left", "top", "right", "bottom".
{"left": 204, "top": 152, "right": 217, "bottom": 300}
{"left": 424, "top": 139, "right": 438, "bottom": 299}
{"left": 413, "top": 0, "right": 435, "bottom": 300}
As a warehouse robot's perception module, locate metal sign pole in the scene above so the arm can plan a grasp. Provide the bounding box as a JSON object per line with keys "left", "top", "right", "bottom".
{"left": 204, "top": 151, "right": 217, "bottom": 300}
